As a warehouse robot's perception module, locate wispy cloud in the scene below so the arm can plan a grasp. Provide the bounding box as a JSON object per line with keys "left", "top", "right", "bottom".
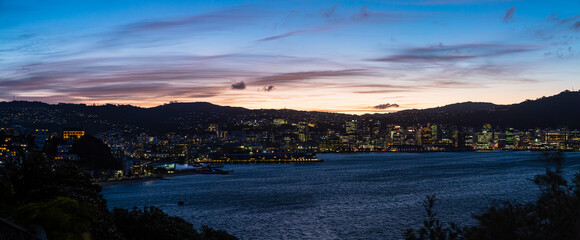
{"left": 322, "top": 3, "right": 339, "bottom": 18}
{"left": 0, "top": 54, "right": 266, "bottom": 102}
{"left": 352, "top": 5, "right": 370, "bottom": 20}
{"left": 369, "top": 43, "right": 538, "bottom": 63}
{"left": 402, "top": 0, "right": 514, "bottom": 5}
{"left": 553, "top": 14, "right": 580, "bottom": 32}
{"left": 373, "top": 103, "right": 400, "bottom": 109}
{"left": 541, "top": 13, "right": 580, "bottom": 36}
{"left": 231, "top": 81, "right": 246, "bottom": 90}
{"left": 252, "top": 69, "right": 373, "bottom": 85}
{"left": 76, "top": 5, "right": 271, "bottom": 54}
{"left": 503, "top": 6, "right": 516, "bottom": 22}
{"left": 115, "top": 5, "right": 262, "bottom": 37}
{"left": 1, "top": 51, "right": 385, "bottom": 105}
{"left": 257, "top": 26, "right": 337, "bottom": 41}
{"left": 548, "top": 14, "right": 580, "bottom": 24}
{"left": 533, "top": 13, "right": 580, "bottom": 51}
{"left": 260, "top": 85, "right": 275, "bottom": 92}
{"left": 354, "top": 90, "right": 414, "bottom": 94}
{"left": 574, "top": 21, "right": 580, "bottom": 30}
{"left": 256, "top": 5, "right": 427, "bottom": 42}
{"left": 350, "top": 80, "right": 478, "bottom": 94}
{"left": 350, "top": 5, "right": 426, "bottom": 24}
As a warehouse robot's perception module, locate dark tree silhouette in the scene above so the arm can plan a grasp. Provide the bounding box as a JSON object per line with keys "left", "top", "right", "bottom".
{"left": 72, "top": 134, "right": 120, "bottom": 170}
{"left": 112, "top": 207, "right": 238, "bottom": 240}
{"left": 405, "top": 151, "right": 580, "bottom": 240}
{"left": 14, "top": 196, "right": 95, "bottom": 240}
{"left": 1, "top": 153, "right": 236, "bottom": 240}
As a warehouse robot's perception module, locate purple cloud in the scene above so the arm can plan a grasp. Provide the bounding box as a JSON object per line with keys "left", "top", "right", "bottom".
{"left": 504, "top": 6, "right": 516, "bottom": 22}
{"left": 322, "top": 3, "right": 339, "bottom": 18}
{"left": 545, "top": 13, "right": 580, "bottom": 30}
{"left": 369, "top": 43, "right": 538, "bottom": 63}
{"left": 574, "top": 21, "right": 580, "bottom": 30}
{"left": 534, "top": 14, "right": 580, "bottom": 45}
{"left": 257, "top": 26, "right": 337, "bottom": 41}
{"left": 257, "top": 5, "right": 426, "bottom": 42}
{"left": 0, "top": 51, "right": 386, "bottom": 105}
{"left": 352, "top": 80, "right": 478, "bottom": 94}
{"left": 556, "top": 14, "right": 580, "bottom": 24}
{"left": 260, "top": 85, "right": 275, "bottom": 92}
{"left": 0, "top": 54, "right": 272, "bottom": 103}
{"left": 354, "top": 90, "right": 414, "bottom": 94}
{"left": 373, "top": 103, "right": 400, "bottom": 109}
{"left": 352, "top": 5, "right": 370, "bottom": 20}
{"left": 403, "top": 0, "right": 515, "bottom": 5}
{"left": 118, "top": 5, "right": 261, "bottom": 36}
{"left": 231, "top": 81, "right": 246, "bottom": 90}
{"left": 82, "top": 5, "right": 269, "bottom": 52}
{"left": 351, "top": 6, "right": 426, "bottom": 23}
{"left": 253, "top": 69, "right": 372, "bottom": 85}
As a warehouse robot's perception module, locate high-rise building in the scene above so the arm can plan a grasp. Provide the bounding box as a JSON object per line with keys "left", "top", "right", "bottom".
{"left": 62, "top": 127, "right": 85, "bottom": 140}
{"left": 298, "top": 122, "right": 309, "bottom": 142}
{"left": 345, "top": 120, "right": 357, "bottom": 135}
{"left": 421, "top": 126, "right": 432, "bottom": 145}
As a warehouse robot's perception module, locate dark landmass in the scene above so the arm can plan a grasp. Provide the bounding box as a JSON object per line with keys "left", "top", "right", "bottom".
{"left": 0, "top": 153, "right": 238, "bottom": 240}
{"left": 1, "top": 91, "right": 579, "bottom": 135}
{"left": 377, "top": 90, "right": 580, "bottom": 129}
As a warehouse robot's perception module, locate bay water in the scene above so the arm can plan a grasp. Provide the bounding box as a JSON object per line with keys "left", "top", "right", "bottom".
{"left": 102, "top": 151, "right": 580, "bottom": 239}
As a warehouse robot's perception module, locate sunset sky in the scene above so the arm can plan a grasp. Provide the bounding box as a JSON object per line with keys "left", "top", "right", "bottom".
{"left": 1, "top": 0, "right": 579, "bottom": 113}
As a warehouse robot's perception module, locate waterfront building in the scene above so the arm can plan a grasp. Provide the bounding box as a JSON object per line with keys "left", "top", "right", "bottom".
{"left": 420, "top": 126, "right": 432, "bottom": 145}
{"left": 390, "top": 127, "right": 403, "bottom": 145}
{"left": 545, "top": 130, "right": 568, "bottom": 148}
{"left": 476, "top": 130, "right": 494, "bottom": 149}
{"left": 569, "top": 129, "right": 580, "bottom": 149}
{"left": 431, "top": 125, "right": 440, "bottom": 144}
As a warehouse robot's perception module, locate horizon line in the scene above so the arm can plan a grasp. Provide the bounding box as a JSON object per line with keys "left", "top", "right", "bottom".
{"left": 2, "top": 89, "right": 578, "bottom": 115}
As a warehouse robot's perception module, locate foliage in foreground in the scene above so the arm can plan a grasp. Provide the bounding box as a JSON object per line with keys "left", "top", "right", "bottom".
{"left": 112, "top": 206, "right": 237, "bottom": 240}
{"left": 0, "top": 153, "right": 237, "bottom": 240}
{"left": 14, "top": 196, "right": 95, "bottom": 240}
{"left": 405, "top": 152, "right": 580, "bottom": 240}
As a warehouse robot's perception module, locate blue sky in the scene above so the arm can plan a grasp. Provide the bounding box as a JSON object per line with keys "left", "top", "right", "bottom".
{"left": 1, "top": 0, "right": 579, "bottom": 113}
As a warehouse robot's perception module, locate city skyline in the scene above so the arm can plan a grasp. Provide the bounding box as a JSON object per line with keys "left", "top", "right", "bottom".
{"left": 1, "top": 0, "right": 580, "bottom": 113}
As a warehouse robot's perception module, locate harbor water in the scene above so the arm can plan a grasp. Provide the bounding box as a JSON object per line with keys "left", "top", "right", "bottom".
{"left": 102, "top": 151, "right": 580, "bottom": 239}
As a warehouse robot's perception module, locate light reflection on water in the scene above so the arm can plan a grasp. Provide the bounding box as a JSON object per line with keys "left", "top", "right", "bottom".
{"left": 102, "top": 152, "right": 580, "bottom": 240}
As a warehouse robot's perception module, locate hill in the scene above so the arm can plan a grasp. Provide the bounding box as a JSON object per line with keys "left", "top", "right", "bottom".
{"left": 374, "top": 90, "right": 580, "bottom": 129}
{"left": 1, "top": 90, "right": 580, "bottom": 133}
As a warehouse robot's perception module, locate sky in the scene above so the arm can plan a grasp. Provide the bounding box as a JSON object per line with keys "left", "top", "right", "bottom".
{"left": 1, "top": 0, "right": 579, "bottom": 113}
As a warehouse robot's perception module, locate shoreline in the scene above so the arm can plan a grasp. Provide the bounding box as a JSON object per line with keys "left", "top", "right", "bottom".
{"left": 98, "top": 150, "right": 573, "bottom": 187}
{"left": 97, "top": 170, "right": 213, "bottom": 187}
{"left": 98, "top": 159, "right": 323, "bottom": 187}
{"left": 195, "top": 158, "right": 323, "bottom": 164}
{"left": 97, "top": 176, "right": 166, "bottom": 187}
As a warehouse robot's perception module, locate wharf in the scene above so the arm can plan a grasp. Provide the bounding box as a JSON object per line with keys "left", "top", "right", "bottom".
{"left": 96, "top": 169, "right": 228, "bottom": 187}
{"left": 198, "top": 152, "right": 323, "bottom": 164}
{"left": 196, "top": 158, "right": 323, "bottom": 164}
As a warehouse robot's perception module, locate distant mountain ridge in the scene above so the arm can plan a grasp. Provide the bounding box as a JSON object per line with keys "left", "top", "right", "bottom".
{"left": 377, "top": 90, "right": 580, "bottom": 129}
{"left": 150, "top": 102, "right": 247, "bottom": 112}
{"left": 1, "top": 90, "right": 580, "bottom": 132}
{"left": 431, "top": 102, "right": 500, "bottom": 112}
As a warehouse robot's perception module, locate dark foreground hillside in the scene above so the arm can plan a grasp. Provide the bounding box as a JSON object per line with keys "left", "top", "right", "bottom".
{"left": 0, "top": 153, "right": 237, "bottom": 240}
{"left": 405, "top": 152, "right": 580, "bottom": 240}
